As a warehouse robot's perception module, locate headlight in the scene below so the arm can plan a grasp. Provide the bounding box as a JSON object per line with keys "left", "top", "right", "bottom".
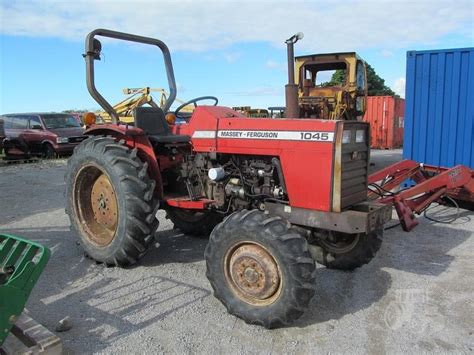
{"left": 342, "top": 130, "right": 351, "bottom": 144}
{"left": 56, "top": 137, "right": 69, "bottom": 144}
{"left": 355, "top": 129, "right": 366, "bottom": 143}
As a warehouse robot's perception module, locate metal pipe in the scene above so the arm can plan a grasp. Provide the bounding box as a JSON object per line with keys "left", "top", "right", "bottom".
{"left": 284, "top": 33, "right": 303, "bottom": 118}
{"left": 84, "top": 49, "right": 119, "bottom": 123}
{"left": 84, "top": 29, "right": 177, "bottom": 123}
{"left": 287, "top": 41, "right": 295, "bottom": 85}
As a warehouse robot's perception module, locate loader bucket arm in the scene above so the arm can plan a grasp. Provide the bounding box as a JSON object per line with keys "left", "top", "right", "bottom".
{"left": 0, "top": 234, "right": 50, "bottom": 345}
{"left": 368, "top": 160, "right": 474, "bottom": 231}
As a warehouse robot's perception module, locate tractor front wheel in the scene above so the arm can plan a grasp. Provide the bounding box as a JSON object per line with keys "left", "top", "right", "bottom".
{"left": 65, "top": 136, "right": 158, "bottom": 267}
{"left": 205, "top": 210, "right": 316, "bottom": 328}
{"left": 165, "top": 207, "right": 223, "bottom": 237}
{"left": 310, "top": 230, "right": 382, "bottom": 270}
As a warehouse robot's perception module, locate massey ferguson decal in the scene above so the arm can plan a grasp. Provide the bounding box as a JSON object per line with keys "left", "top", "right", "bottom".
{"left": 218, "top": 130, "right": 334, "bottom": 142}
{"left": 192, "top": 130, "right": 334, "bottom": 142}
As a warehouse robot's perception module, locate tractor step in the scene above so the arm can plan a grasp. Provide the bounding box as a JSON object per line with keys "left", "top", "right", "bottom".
{"left": 0, "top": 311, "right": 62, "bottom": 355}
{"left": 165, "top": 197, "right": 214, "bottom": 209}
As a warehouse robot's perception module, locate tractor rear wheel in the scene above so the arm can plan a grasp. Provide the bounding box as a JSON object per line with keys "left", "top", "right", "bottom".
{"left": 310, "top": 230, "right": 382, "bottom": 270}
{"left": 165, "top": 207, "right": 223, "bottom": 237}
{"left": 205, "top": 209, "right": 316, "bottom": 328}
{"left": 65, "top": 136, "right": 158, "bottom": 267}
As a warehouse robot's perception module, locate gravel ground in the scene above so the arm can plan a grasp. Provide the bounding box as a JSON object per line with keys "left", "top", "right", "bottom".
{"left": 0, "top": 149, "right": 473, "bottom": 354}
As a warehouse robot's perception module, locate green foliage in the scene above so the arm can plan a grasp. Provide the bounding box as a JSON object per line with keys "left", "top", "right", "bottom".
{"left": 323, "top": 64, "right": 395, "bottom": 96}
{"left": 321, "top": 69, "right": 346, "bottom": 87}
{"left": 365, "top": 64, "right": 395, "bottom": 96}
{"left": 62, "top": 109, "right": 88, "bottom": 114}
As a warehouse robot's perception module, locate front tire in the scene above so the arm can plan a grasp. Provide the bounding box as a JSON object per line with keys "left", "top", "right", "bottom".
{"left": 65, "top": 136, "right": 158, "bottom": 267}
{"left": 165, "top": 207, "right": 223, "bottom": 237}
{"left": 205, "top": 210, "right": 316, "bottom": 328}
{"left": 310, "top": 230, "right": 382, "bottom": 270}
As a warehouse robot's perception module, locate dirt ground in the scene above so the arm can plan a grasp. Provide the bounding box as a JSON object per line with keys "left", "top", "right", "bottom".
{"left": 0, "top": 149, "right": 472, "bottom": 354}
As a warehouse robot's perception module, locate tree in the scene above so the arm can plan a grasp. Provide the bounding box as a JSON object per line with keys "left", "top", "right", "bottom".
{"left": 324, "top": 64, "right": 395, "bottom": 96}
{"left": 62, "top": 109, "right": 89, "bottom": 114}
{"left": 365, "top": 64, "right": 395, "bottom": 96}
{"left": 322, "top": 70, "right": 346, "bottom": 87}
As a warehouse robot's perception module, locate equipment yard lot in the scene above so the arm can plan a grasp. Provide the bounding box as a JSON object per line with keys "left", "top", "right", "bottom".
{"left": 0, "top": 149, "right": 472, "bottom": 354}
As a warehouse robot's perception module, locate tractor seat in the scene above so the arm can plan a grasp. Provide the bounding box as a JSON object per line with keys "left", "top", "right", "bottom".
{"left": 133, "top": 107, "right": 190, "bottom": 144}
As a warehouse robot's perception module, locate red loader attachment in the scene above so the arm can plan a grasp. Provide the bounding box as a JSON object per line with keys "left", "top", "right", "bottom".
{"left": 368, "top": 160, "right": 474, "bottom": 231}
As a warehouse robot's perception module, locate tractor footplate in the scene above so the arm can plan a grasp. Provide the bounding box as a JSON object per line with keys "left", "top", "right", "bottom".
{"left": 165, "top": 197, "right": 214, "bottom": 210}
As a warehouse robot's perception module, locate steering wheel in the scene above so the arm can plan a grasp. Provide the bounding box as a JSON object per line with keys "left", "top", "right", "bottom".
{"left": 174, "top": 96, "right": 218, "bottom": 118}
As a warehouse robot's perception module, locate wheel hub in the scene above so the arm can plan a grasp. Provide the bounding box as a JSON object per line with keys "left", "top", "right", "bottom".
{"left": 243, "top": 267, "right": 259, "bottom": 283}
{"left": 91, "top": 174, "right": 118, "bottom": 233}
{"left": 74, "top": 166, "right": 118, "bottom": 247}
{"left": 319, "top": 232, "right": 360, "bottom": 254}
{"left": 227, "top": 243, "right": 281, "bottom": 303}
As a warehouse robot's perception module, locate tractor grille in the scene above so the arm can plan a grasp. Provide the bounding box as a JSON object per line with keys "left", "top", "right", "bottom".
{"left": 339, "top": 123, "right": 370, "bottom": 210}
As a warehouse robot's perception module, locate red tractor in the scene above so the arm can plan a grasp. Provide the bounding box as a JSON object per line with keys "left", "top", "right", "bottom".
{"left": 66, "top": 29, "right": 393, "bottom": 328}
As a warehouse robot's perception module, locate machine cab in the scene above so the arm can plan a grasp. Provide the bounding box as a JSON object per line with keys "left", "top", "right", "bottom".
{"left": 295, "top": 52, "right": 367, "bottom": 120}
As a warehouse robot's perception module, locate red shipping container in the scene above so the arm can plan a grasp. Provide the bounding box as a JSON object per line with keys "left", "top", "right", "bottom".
{"left": 363, "top": 96, "right": 405, "bottom": 149}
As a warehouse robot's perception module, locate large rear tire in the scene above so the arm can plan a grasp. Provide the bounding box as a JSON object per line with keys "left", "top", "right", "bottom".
{"left": 65, "top": 136, "right": 158, "bottom": 267}
{"left": 165, "top": 207, "right": 223, "bottom": 237}
{"left": 310, "top": 230, "right": 382, "bottom": 270}
{"left": 205, "top": 209, "right": 316, "bottom": 328}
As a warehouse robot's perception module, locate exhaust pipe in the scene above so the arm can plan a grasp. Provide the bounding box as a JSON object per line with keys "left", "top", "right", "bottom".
{"left": 285, "top": 32, "right": 304, "bottom": 118}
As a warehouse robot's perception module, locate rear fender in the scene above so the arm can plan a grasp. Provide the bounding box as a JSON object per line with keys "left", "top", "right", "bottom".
{"left": 85, "top": 125, "right": 163, "bottom": 199}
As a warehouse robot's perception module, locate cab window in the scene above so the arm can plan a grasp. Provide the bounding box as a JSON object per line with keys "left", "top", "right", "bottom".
{"left": 302, "top": 62, "right": 347, "bottom": 87}
{"left": 356, "top": 61, "right": 366, "bottom": 91}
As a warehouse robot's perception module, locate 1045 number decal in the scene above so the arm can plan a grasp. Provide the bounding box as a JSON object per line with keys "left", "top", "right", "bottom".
{"left": 300, "top": 132, "right": 330, "bottom": 141}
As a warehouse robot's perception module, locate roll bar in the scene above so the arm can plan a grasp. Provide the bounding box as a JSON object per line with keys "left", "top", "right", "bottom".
{"left": 84, "top": 29, "right": 177, "bottom": 123}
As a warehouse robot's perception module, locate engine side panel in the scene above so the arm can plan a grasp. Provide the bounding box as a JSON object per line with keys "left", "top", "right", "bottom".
{"left": 187, "top": 108, "right": 339, "bottom": 211}
{"left": 174, "top": 106, "right": 245, "bottom": 152}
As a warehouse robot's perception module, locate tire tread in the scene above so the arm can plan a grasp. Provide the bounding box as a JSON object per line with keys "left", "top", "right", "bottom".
{"left": 65, "top": 135, "right": 158, "bottom": 267}
{"left": 205, "top": 209, "right": 316, "bottom": 329}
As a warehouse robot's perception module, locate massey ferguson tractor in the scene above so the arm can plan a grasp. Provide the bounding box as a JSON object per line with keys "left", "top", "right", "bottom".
{"left": 65, "top": 29, "right": 473, "bottom": 328}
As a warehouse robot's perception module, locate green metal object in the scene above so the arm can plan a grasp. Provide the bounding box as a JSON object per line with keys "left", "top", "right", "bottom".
{"left": 0, "top": 234, "right": 50, "bottom": 345}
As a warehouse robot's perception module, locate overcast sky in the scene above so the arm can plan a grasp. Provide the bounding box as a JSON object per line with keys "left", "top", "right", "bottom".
{"left": 1, "top": 0, "right": 473, "bottom": 113}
